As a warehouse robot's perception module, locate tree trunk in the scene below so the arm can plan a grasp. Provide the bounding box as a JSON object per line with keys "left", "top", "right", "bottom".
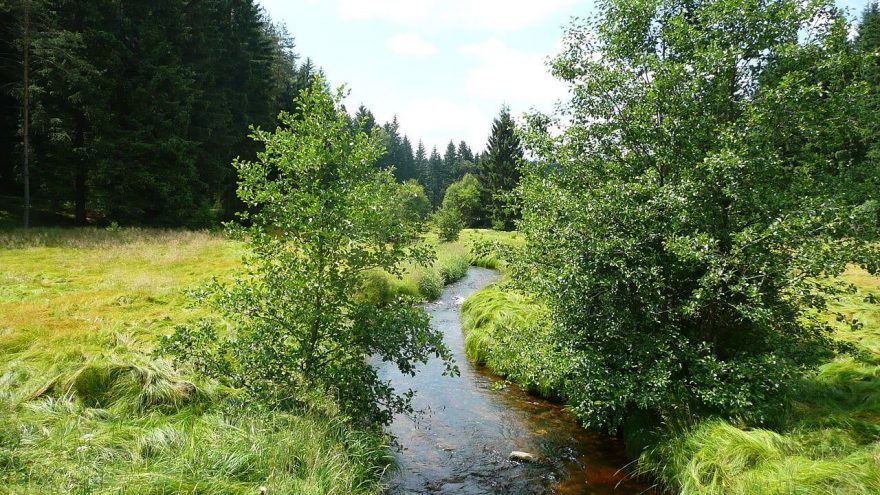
{"left": 74, "top": 114, "right": 87, "bottom": 225}
{"left": 22, "top": 0, "right": 30, "bottom": 228}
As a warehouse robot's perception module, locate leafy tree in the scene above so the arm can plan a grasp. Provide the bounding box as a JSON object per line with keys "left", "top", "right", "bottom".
{"left": 394, "top": 179, "right": 431, "bottom": 222}
{"left": 163, "top": 79, "right": 454, "bottom": 426}
{"left": 517, "top": 0, "right": 880, "bottom": 432}
{"left": 434, "top": 206, "right": 464, "bottom": 242}
{"left": 439, "top": 173, "right": 482, "bottom": 227}
{"left": 480, "top": 106, "right": 523, "bottom": 230}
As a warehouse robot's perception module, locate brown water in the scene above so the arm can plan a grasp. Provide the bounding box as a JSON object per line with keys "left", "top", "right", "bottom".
{"left": 378, "top": 268, "right": 657, "bottom": 495}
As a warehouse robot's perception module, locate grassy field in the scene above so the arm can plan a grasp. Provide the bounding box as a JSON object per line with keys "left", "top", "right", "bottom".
{"left": 461, "top": 266, "right": 880, "bottom": 494}
{"left": 0, "top": 227, "right": 503, "bottom": 494}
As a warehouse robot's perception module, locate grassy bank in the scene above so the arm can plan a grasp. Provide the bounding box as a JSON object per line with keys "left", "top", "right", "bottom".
{"left": 461, "top": 267, "right": 880, "bottom": 494}
{"left": 0, "top": 227, "right": 498, "bottom": 494}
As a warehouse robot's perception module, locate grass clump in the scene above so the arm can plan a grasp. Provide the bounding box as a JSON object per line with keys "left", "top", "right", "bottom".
{"left": 461, "top": 287, "right": 562, "bottom": 398}
{"left": 0, "top": 228, "right": 387, "bottom": 494}
{"left": 366, "top": 229, "right": 519, "bottom": 302}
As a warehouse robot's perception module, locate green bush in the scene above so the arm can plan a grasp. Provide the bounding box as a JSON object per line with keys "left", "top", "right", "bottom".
{"left": 434, "top": 207, "right": 464, "bottom": 242}
{"left": 440, "top": 174, "right": 483, "bottom": 227}
{"left": 416, "top": 268, "right": 443, "bottom": 300}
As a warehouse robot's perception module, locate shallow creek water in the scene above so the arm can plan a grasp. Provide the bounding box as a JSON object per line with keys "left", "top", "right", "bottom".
{"left": 378, "top": 267, "right": 657, "bottom": 495}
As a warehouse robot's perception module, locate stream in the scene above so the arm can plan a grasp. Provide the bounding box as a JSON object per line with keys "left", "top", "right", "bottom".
{"left": 378, "top": 267, "right": 657, "bottom": 495}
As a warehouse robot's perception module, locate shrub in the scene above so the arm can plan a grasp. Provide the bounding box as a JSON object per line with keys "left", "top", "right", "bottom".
{"left": 434, "top": 206, "right": 464, "bottom": 242}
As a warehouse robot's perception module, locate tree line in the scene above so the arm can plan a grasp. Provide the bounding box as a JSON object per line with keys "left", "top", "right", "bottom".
{"left": 0, "top": 0, "right": 520, "bottom": 229}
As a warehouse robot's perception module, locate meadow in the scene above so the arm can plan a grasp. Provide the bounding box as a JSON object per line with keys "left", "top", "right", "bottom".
{"left": 0, "top": 227, "right": 504, "bottom": 494}
{"left": 461, "top": 266, "right": 880, "bottom": 494}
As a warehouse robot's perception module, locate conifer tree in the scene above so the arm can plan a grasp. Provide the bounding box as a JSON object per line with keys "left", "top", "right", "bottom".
{"left": 479, "top": 106, "right": 523, "bottom": 230}
{"left": 858, "top": 1, "right": 880, "bottom": 52}
{"left": 399, "top": 135, "right": 416, "bottom": 181}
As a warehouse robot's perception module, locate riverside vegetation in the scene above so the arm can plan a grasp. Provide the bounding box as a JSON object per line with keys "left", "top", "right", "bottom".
{"left": 0, "top": 226, "right": 505, "bottom": 493}
{"left": 459, "top": 0, "right": 880, "bottom": 494}
{"left": 462, "top": 265, "right": 880, "bottom": 494}
{"left": 3, "top": 0, "right": 880, "bottom": 494}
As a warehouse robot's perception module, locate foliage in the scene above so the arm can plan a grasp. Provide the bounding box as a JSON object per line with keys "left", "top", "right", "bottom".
{"left": 517, "top": 0, "right": 880, "bottom": 432}
{"left": 393, "top": 179, "right": 432, "bottom": 222}
{"left": 162, "top": 79, "right": 454, "bottom": 427}
{"left": 637, "top": 267, "right": 880, "bottom": 495}
{"left": 461, "top": 287, "right": 563, "bottom": 398}
{"left": 1, "top": 0, "right": 317, "bottom": 227}
{"left": 433, "top": 205, "right": 465, "bottom": 242}
{"left": 479, "top": 106, "right": 523, "bottom": 230}
{"left": 439, "top": 173, "right": 483, "bottom": 227}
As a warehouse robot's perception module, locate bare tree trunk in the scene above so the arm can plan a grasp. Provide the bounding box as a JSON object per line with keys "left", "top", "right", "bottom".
{"left": 22, "top": 0, "right": 30, "bottom": 229}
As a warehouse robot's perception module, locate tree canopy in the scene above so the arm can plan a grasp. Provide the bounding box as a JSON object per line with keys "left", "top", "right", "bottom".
{"left": 516, "top": 0, "right": 880, "bottom": 431}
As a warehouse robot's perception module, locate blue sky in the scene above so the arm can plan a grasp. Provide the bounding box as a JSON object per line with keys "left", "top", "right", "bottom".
{"left": 259, "top": 0, "right": 873, "bottom": 153}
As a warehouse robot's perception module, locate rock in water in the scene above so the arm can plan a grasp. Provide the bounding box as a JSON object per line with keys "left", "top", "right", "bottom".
{"left": 509, "top": 451, "right": 537, "bottom": 462}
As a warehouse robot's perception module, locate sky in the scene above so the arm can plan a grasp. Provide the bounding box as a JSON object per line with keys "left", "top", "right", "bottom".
{"left": 259, "top": 0, "right": 873, "bottom": 153}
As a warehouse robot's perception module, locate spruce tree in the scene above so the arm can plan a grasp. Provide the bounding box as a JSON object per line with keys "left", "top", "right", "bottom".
{"left": 858, "top": 1, "right": 880, "bottom": 52}
{"left": 354, "top": 104, "right": 377, "bottom": 135}
{"left": 479, "top": 106, "right": 523, "bottom": 230}
{"left": 457, "top": 140, "right": 474, "bottom": 162}
{"left": 414, "top": 140, "right": 428, "bottom": 188}
{"left": 399, "top": 135, "right": 416, "bottom": 181}
{"left": 424, "top": 146, "right": 444, "bottom": 207}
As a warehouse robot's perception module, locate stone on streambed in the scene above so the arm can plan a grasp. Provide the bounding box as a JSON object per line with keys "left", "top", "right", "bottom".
{"left": 509, "top": 451, "right": 538, "bottom": 462}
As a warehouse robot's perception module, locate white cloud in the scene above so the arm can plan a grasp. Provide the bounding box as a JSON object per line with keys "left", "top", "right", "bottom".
{"left": 338, "top": 0, "right": 582, "bottom": 31}
{"left": 461, "top": 39, "right": 567, "bottom": 105}
{"left": 395, "top": 98, "right": 490, "bottom": 151}
{"left": 385, "top": 32, "right": 437, "bottom": 57}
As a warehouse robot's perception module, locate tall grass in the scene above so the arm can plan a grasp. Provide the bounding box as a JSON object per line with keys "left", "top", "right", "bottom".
{"left": 460, "top": 287, "right": 563, "bottom": 398}
{"left": 0, "top": 227, "right": 520, "bottom": 493}
{"left": 367, "top": 229, "right": 519, "bottom": 302}
{"left": 0, "top": 228, "right": 386, "bottom": 494}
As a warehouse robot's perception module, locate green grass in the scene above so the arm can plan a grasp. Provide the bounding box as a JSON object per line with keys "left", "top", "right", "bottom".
{"left": 0, "top": 226, "right": 516, "bottom": 494}
{"left": 461, "top": 263, "right": 880, "bottom": 494}
{"left": 365, "top": 229, "right": 521, "bottom": 303}
{"left": 0, "top": 228, "right": 388, "bottom": 494}
{"left": 460, "top": 288, "right": 563, "bottom": 398}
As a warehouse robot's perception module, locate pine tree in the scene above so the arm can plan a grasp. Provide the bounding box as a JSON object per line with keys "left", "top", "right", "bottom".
{"left": 858, "top": 1, "right": 880, "bottom": 52}
{"left": 354, "top": 104, "right": 377, "bottom": 135}
{"left": 378, "top": 115, "right": 402, "bottom": 173}
{"left": 457, "top": 141, "right": 473, "bottom": 162}
{"left": 479, "top": 106, "right": 523, "bottom": 230}
{"left": 399, "top": 135, "right": 416, "bottom": 181}
{"left": 414, "top": 139, "right": 427, "bottom": 188}
{"left": 424, "top": 146, "right": 444, "bottom": 207}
